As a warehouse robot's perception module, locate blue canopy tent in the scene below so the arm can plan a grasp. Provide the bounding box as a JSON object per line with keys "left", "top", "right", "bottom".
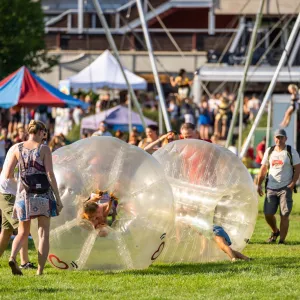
{"left": 81, "top": 105, "right": 157, "bottom": 132}
{"left": 0, "top": 66, "right": 88, "bottom": 109}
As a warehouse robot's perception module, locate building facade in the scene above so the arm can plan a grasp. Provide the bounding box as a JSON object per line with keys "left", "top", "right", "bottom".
{"left": 41, "top": 0, "right": 300, "bottom": 86}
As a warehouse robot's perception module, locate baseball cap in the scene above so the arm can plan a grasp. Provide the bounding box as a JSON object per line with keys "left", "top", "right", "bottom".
{"left": 274, "top": 129, "right": 287, "bottom": 137}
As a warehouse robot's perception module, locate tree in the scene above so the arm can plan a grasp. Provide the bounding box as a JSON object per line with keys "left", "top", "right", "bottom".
{"left": 0, "top": 0, "right": 58, "bottom": 79}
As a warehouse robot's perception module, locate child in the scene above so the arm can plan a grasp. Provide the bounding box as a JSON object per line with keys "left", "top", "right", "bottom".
{"left": 81, "top": 190, "right": 118, "bottom": 233}
{"left": 213, "top": 225, "right": 250, "bottom": 262}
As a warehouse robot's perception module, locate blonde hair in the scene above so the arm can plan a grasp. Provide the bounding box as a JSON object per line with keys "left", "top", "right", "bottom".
{"left": 288, "top": 84, "right": 298, "bottom": 93}
{"left": 28, "top": 120, "right": 46, "bottom": 135}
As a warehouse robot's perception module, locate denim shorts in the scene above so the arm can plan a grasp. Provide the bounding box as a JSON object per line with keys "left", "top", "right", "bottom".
{"left": 213, "top": 225, "right": 232, "bottom": 246}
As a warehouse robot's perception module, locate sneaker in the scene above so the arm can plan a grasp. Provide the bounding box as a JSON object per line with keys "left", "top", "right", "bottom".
{"left": 20, "top": 262, "right": 37, "bottom": 270}
{"left": 278, "top": 240, "right": 285, "bottom": 245}
{"left": 266, "top": 230, "right": 280, "bottom": 243}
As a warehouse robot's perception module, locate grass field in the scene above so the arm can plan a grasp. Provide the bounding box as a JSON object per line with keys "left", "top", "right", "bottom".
{"left": 1, "top": 195, "right": 300, "bottom": 300}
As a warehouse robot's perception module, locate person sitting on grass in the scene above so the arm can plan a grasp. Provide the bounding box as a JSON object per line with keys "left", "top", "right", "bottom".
{"left": 212, "top": 225, "right": 250, "bottom": 262}
{"left": 280, "top": 84, "right": 299, "bottom": 128}
{"left": 81, "top": 190, "right": 118, "bottom": 235}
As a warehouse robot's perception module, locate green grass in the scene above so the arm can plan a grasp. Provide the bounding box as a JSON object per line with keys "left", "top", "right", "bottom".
{"left": 1, "top": 195, "right": 300, "bottom": 299}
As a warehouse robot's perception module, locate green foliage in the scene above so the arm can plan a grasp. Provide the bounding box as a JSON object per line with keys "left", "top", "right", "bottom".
{"left": 1, "top": 195, "right": 300, "bottom": 299}
{"left": 0, "top": 0, "right": 58, "bottom": 79}
{"left": 66, "top": 125, "right": 81, "bottom": 142}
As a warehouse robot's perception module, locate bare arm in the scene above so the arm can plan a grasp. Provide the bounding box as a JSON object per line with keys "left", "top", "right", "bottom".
{"left": 257, "top": 164, "right": 268, "bottom": 196}
{"left": 43, "top": 146, "right": 63, "bottom": 211}
{"left": 144, "top": 136, "right": 164, "bottom": 153}
{"left": 287, "top": 163, "right": 300, "bottom": 190}
{"left": 3, "top": 148, "right": 18, "bottom": 179}
{"left": 169, "top": 76, "right": 177, "bottom": 87}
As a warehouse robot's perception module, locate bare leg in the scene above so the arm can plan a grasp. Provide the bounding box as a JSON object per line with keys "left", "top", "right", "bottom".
{"left": 264, "top": 214, "right": 279, "bottom": 233}
{"left": 204, "top": 125, "right": 209, "bottom": 140}
{"left": 232, "top": 249, "right": 250, "bottom": 261}
{"left": 280, "top": 107, "right": 293, "bottom": 128}
{"left": 0, "top": 227, "right": 29, "bottom": 264}
{"left": 20, "top": 239, "right": 29, "bottom": 265}
{"left": 221, "top": 119, "right": 227, "bottom": 139}
{"left": 9, "top": 220, "right": 31, "bottom": 275}
{"left": 0, "top": 228, "right": 13, "bottom": 257}
{"left": 199, "top": 126, "right": 204, "bottom": 139}
{"left": 214, "top": 118, "right": 220, "bottom": 136}
{"left": 8, "top": 122, "right": 13, "bottom": 135}
{"left": 279, "top": 215, "right": 289, "bottom": 242}
{"left": 37, "top": 216, "right": 50, "bottom": 275}
{"left": 214, "top": 236, "right": 235, "bottom": 260}
{"left": 10, "top": 220, "right": 31, "bottom": 259}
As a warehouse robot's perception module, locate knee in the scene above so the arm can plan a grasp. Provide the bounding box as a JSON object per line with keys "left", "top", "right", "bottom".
{"left": 265, "top": 214, "right": 274, "bottom": 219}
{"left": 1, "top": 227, "right": 13, "bottom": 237}
{"left": 281, "top": 215, "right": 290, "bottom": 221}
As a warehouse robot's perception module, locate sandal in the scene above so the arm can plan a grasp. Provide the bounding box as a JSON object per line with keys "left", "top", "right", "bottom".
{"left": 266, "top": 230, "right": 280, "bottom": 243}
{"left": 8, "top": 257, "right": 23, "bottom": 276}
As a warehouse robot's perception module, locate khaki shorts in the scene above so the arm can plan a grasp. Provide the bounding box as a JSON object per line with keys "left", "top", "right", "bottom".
{"left": 264, "top": 187, "right": 293, "bottom": 216}
{"left": 0, "top": 193, "right": 18, "bottom": 230}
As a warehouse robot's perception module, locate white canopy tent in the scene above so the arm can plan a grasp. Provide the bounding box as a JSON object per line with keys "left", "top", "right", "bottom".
{"left": 61, "top": 50, "right": 147, "bottom": 91}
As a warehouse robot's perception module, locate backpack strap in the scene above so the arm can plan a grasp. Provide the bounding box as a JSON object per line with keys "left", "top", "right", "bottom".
{"left": 265, "top": 146, "right": 276, "bottom": 192}
{"left": 286, "top": 145, "right": 297, "bottom": 193}
{"left": 17, "top": 143, "right": 26, "bottom": 176}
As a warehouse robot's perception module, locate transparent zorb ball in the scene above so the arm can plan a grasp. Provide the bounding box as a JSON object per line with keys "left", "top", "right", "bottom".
{"left": 153, "top": 139, "right": 258, "bottom": 262}
{"left": 32, "top": 137, "right": 174, "bottom": 271}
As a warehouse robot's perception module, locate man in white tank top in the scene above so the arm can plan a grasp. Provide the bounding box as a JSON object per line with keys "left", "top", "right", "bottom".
{"left": 0, "top": 144, "right": 35, "bottom": 269}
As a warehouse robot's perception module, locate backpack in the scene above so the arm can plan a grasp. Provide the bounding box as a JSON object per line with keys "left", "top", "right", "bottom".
{"left": 18, "top": 143, "right": 50, "bottom": 194}
{"left": 265, "top": 145, "right": 297, "bottom": 193}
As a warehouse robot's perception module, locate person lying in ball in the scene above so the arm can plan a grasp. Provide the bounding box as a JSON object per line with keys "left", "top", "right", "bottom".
{"left": 81, "top": 190, "right": 118, "bottom": 234}
{"left": 213, "top": 225, "right": 250, "bottom": 262}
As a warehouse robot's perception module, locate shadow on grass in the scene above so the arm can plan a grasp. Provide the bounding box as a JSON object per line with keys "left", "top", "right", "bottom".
{"left": 82, "top": 256, "right": 300, "bottom": 277}
{"left": 0, "top": 287, "right": 76, "bottom": 293}
{"left": 249, "top": 240, "right": 300, "bottom": 245}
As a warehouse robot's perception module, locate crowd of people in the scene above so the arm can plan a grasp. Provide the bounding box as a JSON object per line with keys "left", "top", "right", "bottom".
{"left": 0, "top": 67, "right": 299, "bottom": 275}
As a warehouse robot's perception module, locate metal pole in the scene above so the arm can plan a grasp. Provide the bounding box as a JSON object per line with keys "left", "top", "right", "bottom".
{"left": 294, "top": 108, "right": 298, "bottom": 149}
{"left": 78, "top": 0, "right": 83, "bottom": 34}
{"left": 193, "top": 74, "right": 201, "bottom": 105}
{"left": 266, "top": 100, "right": 272, "bottom": 149}
{"left": 158, "top": 100, "right": 163, "bottom": 135}
{"left": 288, "top": 33, "right": 300, "bottom": 67}
{"left": 240, "top": 13, "right": 300, "bottom": 158}
{"left": 136, "top": 0, "right": 172, "bottom": 132}
{"left": 128, "top": 93, "right": 133, "bottom": 133}
{"left": 92, "top": 0, "right": 147, "bottom": 131}
{"left": 225, "top": 0, "right": 265, "bottom": 148}
{"left": 238, "top": 92, "right": 244, "bottom": 153}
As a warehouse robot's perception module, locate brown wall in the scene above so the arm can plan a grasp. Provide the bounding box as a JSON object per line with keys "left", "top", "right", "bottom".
{"left": 149, "top": 8, "right": 209, "bottom": 29}
{"left": 45, "top": 34, "right": 59, "bottom": 50}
